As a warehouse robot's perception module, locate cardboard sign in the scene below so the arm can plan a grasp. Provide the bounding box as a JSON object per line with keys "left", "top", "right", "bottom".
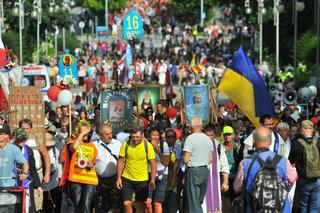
{"left": 9, "top": 86, "right": 45, "bottom": 136}
{"left": 58, "top": 49, "right": 78, "bottom": 79}
{"left": 100, "top": 90, "right": 133, "bottom": 134}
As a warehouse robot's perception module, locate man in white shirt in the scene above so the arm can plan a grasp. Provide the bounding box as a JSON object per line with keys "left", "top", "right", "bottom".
{"left": 93, "top": 123, "right": 122, "bottom": 213}
{"left": 243, "top": 114, "right": 286, "bottom": 158}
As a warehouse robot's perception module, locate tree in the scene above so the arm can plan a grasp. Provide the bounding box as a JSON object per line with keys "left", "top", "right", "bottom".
{"left": 3, "top": 0, "right": 75, "bottom": 63}
{"left": 171, "top": 0, "right": 217, "bottom": 25}
{"left": 83, "top": 0, "right": 128, "bottom": 13}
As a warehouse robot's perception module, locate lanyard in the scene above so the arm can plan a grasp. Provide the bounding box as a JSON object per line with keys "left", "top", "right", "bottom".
{"left": 273, "top": 132, "right": 279, "bottom": 154}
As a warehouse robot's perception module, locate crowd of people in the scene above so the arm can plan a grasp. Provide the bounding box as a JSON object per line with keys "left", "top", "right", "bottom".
{"left": 1, "top": 2, "right": 319, "bottom": 213}
{"left": 1, "top": 86, "right": 320, "bottom": 213}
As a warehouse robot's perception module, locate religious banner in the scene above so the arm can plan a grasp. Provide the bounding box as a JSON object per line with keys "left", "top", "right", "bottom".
{"left": 184, "top": 85, "right": 210, "bottom": 125}
{"left": 8, "top": 86, "right": 45, "bottom": 136}
{"left": 58, "top": 49, "right": 78, "bottom": 79}
{"left": 101, "top": 90, "right": 133, "bottom": 134}
{"left": 137, "top": 84, "right": 163, "bottom": 111}
{"left": 96, "top": 26, "right": 108, "bottom": 39}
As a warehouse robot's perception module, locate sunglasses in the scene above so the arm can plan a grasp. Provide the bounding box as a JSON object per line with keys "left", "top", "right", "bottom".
{"left": 223, "top": 133, "right": 233, "bottom": 137}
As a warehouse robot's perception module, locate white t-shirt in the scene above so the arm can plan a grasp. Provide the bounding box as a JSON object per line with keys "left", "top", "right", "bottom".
{"left": 155, "top": 142, "right": 170, "bottom": 175}
{"left": 93, "top": 139, "right": 122, "bottom": 178}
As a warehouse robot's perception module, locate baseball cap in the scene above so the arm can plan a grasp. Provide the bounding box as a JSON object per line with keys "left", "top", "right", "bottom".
{"left": 0, "top": 124, "right": 11, "bottom": 135}
{"left": 301, "top": 120, "right": 314, "bottom": 129}
{"left": 13, "top": 128, "right": 27, "bottom": 140}
{"left": 223, "top": 126, "right": 234, "bottom": 135}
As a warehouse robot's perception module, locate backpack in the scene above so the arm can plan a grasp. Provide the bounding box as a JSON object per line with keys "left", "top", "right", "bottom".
{"left": 251, "top": 155, "right": 287, "bottom": 213}
{"left": 125, "top": 139, "right": 149, "bottom": 158}
{"left": 298, "top": 137, "right": 320, "bottom": 178}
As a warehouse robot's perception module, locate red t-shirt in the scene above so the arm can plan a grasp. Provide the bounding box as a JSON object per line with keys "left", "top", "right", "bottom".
{"left": 85, "top": 79, "right": 94, "bottom": 93}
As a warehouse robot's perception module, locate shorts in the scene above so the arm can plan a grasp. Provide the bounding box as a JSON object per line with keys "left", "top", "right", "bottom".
{"left": 121, "top": 178, "right": 149, "bottom": 202}
{"left": 148, "top": 175, "right": 168, "bottom": 203}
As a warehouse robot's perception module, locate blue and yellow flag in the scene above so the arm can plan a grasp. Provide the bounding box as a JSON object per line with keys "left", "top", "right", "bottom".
{"left": 217, "top": 46, "right": 275, "bottom": 127}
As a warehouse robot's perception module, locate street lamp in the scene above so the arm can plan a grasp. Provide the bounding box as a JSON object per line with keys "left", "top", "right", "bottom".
{"left": 32, "top": 0, "right": 41, "bottom": 64}
{"left": 316, "top": 0, "right": 320, "bottom": 86}
{"left": 293, "top": 1, "right": 305, "bottom": 70}
{"left": 105, "top": 0, "right": 108, "bottom": 29}
{"left": 0, "top": 0, "right": 4, "bottom": 39}
{"left": 274, "top": 0, "right": 284, "bottom": 75}
{"left": 61, "top": 0, "right": 75, "bottom": 50}
{"left": 257, "top": 0, "right": 265, "bottom": 66}
{"left": 245, "top": 0, "right": 265, "bottom": 66}
{"left": 245, "top": 0, "right": 252, "bottom": 14}
{"left": 54, "top": 25, "right": 59, "bottom": 56}
{"left": 13, "top": 0, "right": 25, "bottom": 64}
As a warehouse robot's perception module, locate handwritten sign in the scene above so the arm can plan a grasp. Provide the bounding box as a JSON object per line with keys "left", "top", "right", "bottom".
{"left": 123, "top": 9, "right": 144, "bottom": 40}
{"left": 9, "top": 86, "right": 45, "bottom": 137}
{"left": 58, "top": 49, "right": 78, "bottom": 79}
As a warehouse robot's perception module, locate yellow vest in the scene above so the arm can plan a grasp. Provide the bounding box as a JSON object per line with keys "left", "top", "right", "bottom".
{"left": 68, "top": 141, "right": 98, "bottom": 185}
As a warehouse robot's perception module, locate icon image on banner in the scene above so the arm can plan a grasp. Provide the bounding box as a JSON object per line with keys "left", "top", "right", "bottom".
{"left": 58, "top": 49, "right": 78, "bottom": 79}
{"left": 96, "top": 26, "right": 108, "bottom": 39}
{"left": 123, "top": 9, "right": 144, "bottom": 40}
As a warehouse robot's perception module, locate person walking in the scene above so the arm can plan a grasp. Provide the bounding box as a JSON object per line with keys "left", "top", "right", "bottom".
{"left": 116, "top": 127, "right": 156, "bottom": 213}
{"left": 289, "top": 120, "right": 320, "bottom": 213}
{"left": 243, "top": 114, "right": 286, "bottom": 158}
{"left": 19, "top": 118, "right": 51, "bottom": 212}
{"left": 60, "top": 122, "right": 98, "bottom": 213}
{"left": 234, "top": 126, "right": 297, "bottom": 213}
{"left": 12, "top": 128, "right": 42, "bottom": 213}
{"left": 93, "top": 123, "right": 122, "bottom": 213}
{"left": 182, "top": 117, "right": 214, "bottom": 212}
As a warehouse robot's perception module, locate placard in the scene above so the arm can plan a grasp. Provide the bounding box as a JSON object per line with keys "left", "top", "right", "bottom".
{"left": 100, "top": 90, "right": 133, "bottom": 134}
{"left": 9, "top": 86, "right": 45, "bottom": 136}
{"left": 96, "top": 26, "right": 108, "bottom": 39}
{"left": 58, "top": 49, "right": 78, "bottom": 79}
{"left": 123, "top": 9, "right": 144, "bottom": 39}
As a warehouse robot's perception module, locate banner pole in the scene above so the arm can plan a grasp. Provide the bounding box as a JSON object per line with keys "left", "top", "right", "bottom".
{"left": 69, "top": 104, "right": 72, "bottom": 137}
{"left": 133, "top": 40, "right": 139, "bottom": 118}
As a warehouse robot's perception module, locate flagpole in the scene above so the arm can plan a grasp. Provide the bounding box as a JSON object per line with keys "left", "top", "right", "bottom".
{"left": 128, "top": 37, "right": 140, "bottom": 118}
{"left": 134, "top": 46, "right": 139, "bottom": 118}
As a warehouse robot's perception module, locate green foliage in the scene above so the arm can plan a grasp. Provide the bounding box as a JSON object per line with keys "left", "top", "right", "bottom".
{"left": 297, "top": 30, "right": 317, "bottom": 65}
{"left": 83, "top": 0, "right": 128, "bottom": 13}
{"left": 57, "top": 32, "right": 80, "bottom": 54}
{"left": 294, "top": 63, "right": 311, "bottom": 87}
{"left": 171, "top": 0, "right": 217, "bottom": 25}
{"left": 84, "top": 0, "right": 104, "bottom": 11}
{"left": 3, "top": 0, "right": 73, "bottom": 63}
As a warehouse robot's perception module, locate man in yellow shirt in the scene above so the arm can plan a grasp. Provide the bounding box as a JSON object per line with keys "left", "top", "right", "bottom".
{"left": 116, "top": 127, "right": 156, "bottom": 213}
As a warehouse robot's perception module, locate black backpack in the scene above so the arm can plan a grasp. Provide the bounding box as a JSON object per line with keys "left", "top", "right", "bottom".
{"left": 251, "top": 155, "right": 287, "bottom": 213}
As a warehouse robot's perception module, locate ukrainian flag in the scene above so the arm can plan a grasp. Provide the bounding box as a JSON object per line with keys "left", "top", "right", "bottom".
{"left": 217, "top": 46, "right": 275, "bottom": 127}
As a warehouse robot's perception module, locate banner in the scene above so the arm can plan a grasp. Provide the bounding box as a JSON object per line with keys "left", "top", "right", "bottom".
{"left": 137, "top": 84, "right": 163, "bottom": 111}
{"left": 58, "top": 49, "right": 78, "bottom": 79}
{"left": 184, "top": 85, "right": 210, "bottom": 125}
{"left": 9, "top": 86, "right": 45, "bottom": 136}
{"left": 100, "top": 90, "right": 133, "bottom": 134}
{"left": 96, "top": 26, "right": 108, "bottom": 39}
